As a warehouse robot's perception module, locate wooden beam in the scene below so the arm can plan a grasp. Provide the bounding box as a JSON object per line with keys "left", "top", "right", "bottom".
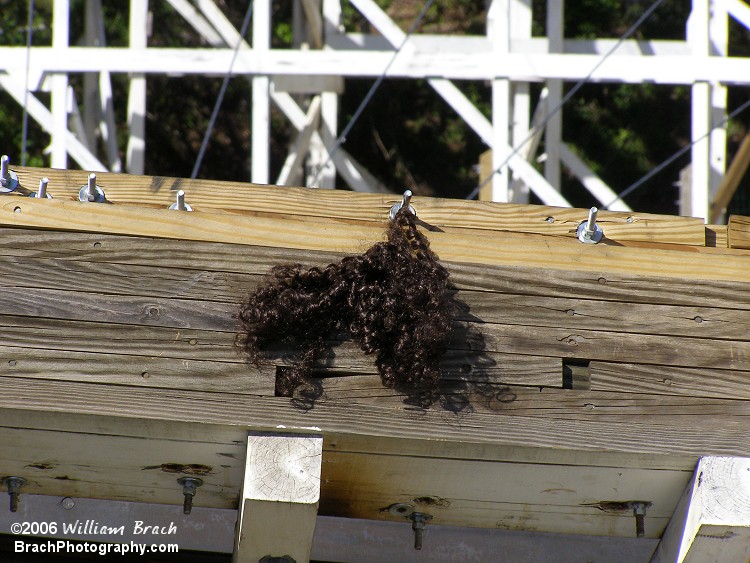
{"left": 234, "top": 433, "right": 322, "bottom": 563}
{"left": 728, "top": 214, "right": 750, "bottom": 249}
{"left": 8, "top": 167, "right": 709, "bottom": 245}
{"left": 2, "top": 196, "right": 748, "bottom": 282}
{"left": 711, "top": 134, "right": 750, "bottom": 223}
{"left": 9, "top": 47, "right": 750, "bottom": 84}
{"left": 651, "top": 456, "right": 750, "bottom": 563}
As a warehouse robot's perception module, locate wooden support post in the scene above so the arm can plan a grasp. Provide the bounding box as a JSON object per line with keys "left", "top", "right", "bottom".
{"left": 253, "top": 1, "right": 271, "bottom": 185}
{"left": 545, "top": 0, "right": 563, "bottom": 192}
{"left": 127, "top": 0, "right": 148, "bottom": 175}
{"left": 51, "top": 0, "right": 70, "bottom": 169}
{"left": 650, "top": 456, "right": 750, "bottom": 563}
{"left": 234, "top": 432, "right": 323, "bottom": 563}
{"left": 489, "top": 0, "right": 511, "bottom": 202}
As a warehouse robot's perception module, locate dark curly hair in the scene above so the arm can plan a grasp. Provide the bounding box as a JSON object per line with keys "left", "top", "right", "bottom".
{"left": 236, "top": 207, "right": 453, "bottom": 408}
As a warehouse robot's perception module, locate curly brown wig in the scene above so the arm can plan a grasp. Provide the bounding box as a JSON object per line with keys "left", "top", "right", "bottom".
{"left": 237, "top": 207, "right": 453, "bottom": 408}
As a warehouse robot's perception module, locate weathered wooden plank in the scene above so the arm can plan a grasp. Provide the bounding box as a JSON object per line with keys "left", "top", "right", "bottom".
{"left": 319, "top": 381, "right": 750, "bottom": 423}
{"left": 475, "top": 323, "right": 750, "bottom": 371}
{"left": 728, "top": 214, "right": 750, "bottom": 249}
{"left": 12, "top": 166, "right": 707, "bottom": 245}
{"left": 0, "top": 345, "right": 274, "bottom": 394}
{"left": 4, "top": 227, "right": 750, "bottom": 311}
{"left": 0, "top": 315, "right": 237, "bottom": 361}
{"left": 590, "top": 362, "right": 750, "bottom": 400}
{"left": 1, "top": 377, "right": 749, "bottom": 466}
{"left": 0, "top": 288, "right": 237, "bottom": 331}
{"left": 6, "top": 250, "right": 748, "bottom": 343}
{"left": 0, "top": 340, "right": 560, "bottom": 390}
{"left": 462, "top": 292, "right": 750, "bottom": 341}
{"left": 2, "top": 197, "right": 748, "bottom": 282}
{"left": 448, "top": 261, "right": 750, "bottom": 310}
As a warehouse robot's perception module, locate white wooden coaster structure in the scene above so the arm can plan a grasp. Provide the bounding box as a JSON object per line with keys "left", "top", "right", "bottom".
{"left": 1, "top": 0, "right": 749, "bottom": 218}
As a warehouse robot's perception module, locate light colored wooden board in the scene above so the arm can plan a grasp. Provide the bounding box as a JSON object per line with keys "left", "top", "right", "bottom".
{"left": 590, "top": 362, "right": 750, "bottom": 400}
{"left": 705, "top": 224, "right": 728, "bottom": 247}
{"left": 12, "top": 166, "right": 707, "bottom": 245}
{"left": 652, "top": 456, "right": 750, "bottom": 563}
{"left": 1, "top": 377, "right": 749, "bottom": 468}
{"left": 4, "top": 226, "right": 750, "bottom": 310}
{"left": 728, "top": 214, "right": 750, "bottom": 249}
{"left": 3, "top": 197, "right": 748, "bottom": 282}
{"left": 235, "top": 433, "right": 322, "bottom": 562}
{"left": 0, "top": 426, "right": 245, "bottom": 508}
{"left": 319, "top": 450, "right": 687, "bottom": 537}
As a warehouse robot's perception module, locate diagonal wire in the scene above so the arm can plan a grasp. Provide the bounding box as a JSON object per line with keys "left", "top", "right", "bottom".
{"left": 465, "top": 0, "right": 666, "bottom": 200}
{"left": 608, "top": 96, "right": 750, "bottom": 207}
{"left": 20, "top": 0, "right": 36, "bottom": 166}
{"left": 307, "top": 0, "right": 437, "bottom": 188}
{"left": 191, "top": 1, "right": 254, "bottom": 179}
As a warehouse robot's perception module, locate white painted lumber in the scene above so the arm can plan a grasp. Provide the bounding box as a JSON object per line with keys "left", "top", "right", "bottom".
{"left": 165, "top": 0, "right": 225, "bottom": 46}
{"left": 9, "top": 47, "right": 750, "bottom": 84}
{"left": 651, "top": 456, "right": 750, "bottom": 563}
{"left": 277, "top": 96, "right": 321, "bottom": 186}
{"left": 721, "top": 0, "right": 750, "bottom": 32}
{"left": 252, "top": 0, "right": 271, "bottom": 185}
{"left": 127, "top": 0, "right": 148, "bottom": 175}
{"left": 544, "top": 0, "right": 563, "bottom": 193}
{"left": 0, "top": 75, "right": 106, "bottom": 171}
{"left": 234, "top": 433, "right": 323, "bottom": 563}
{"left": 560, "top": 144, "right": 632, "bottom": 211}
{"left": 50, "top": 0, "right": 70, "bottom": 169}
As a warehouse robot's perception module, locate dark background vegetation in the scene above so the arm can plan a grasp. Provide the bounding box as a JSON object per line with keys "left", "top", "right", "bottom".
{"left": 1, "top": 0, "right": 749, "bottom": 215}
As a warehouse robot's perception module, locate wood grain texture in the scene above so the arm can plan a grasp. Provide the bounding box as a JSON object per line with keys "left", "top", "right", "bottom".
{"left": 4, "top": 227, "right": 750, "bottom": 310}
{"left": 590, "top": 362, "right": 750, "bottom": 400}
{"left": 728, "top": 214, "right": 750, "bottom": 249}
{"left": 318, "top": 377, "right": 750, "bottom": 421}
{"left": 2, "top": 197, "right": 749, "bottom": 282}
{"left": 1, "top": 377, "right": 749, "bottom": 466}
{"left": 12, "top": 166, "right": 706, "bottom": 245}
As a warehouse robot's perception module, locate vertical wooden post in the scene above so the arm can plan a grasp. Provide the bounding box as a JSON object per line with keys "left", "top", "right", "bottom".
{"left": 650, "top": 456, "right": 750, "bottom": 563}
{"left": 510, "top": 0, "right": 532, "bottom": 204}
{"left": 709, "top": 0, "right": 728, "bottom": 205}
{"left": 233, "top": 432, "right": 323, "bottom": 563}
{"left": 252, "top": 0, "right": 271, "bottom": 184}
{"left": 51, "top": 0, "right": 70, "bottom": 169}
{"left": 319, "top": 0, "right": 342, "bottom": 189}
{"left": 127, "top": 0, "right": 148, "bottom": 175}
{"left": 489, "top": 0, "right": 511, "bottom": 202}
{"left": 689, "top": 0, "right": 711, "bottom": 221}
{"left": 545, "top": 0, "right": 563, "bottom": 193}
